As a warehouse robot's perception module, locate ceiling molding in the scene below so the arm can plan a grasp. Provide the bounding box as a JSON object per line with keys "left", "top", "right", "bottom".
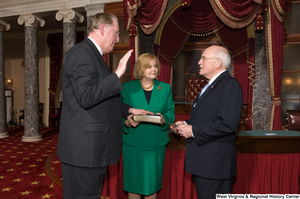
{"left": 0, "top": 0, "right": 121, "bottom": 18}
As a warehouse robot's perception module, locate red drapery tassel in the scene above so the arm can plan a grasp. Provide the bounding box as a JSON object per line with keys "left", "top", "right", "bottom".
{"left": 255, "top": 9, "right": 264, "bottom": 31}
{"left": 129, "top": 16, "right": 138, "bottom": 37}
{"left": 255, "top": 0, "right": 268, "bottom": 32}
{"left": 262, "top": 0, "right": 268, "bottom": 12}
{"left": 181, "top": 0, "right": 191, "bottom": 7}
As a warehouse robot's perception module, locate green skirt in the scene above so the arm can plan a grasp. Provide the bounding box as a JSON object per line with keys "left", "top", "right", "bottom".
{"left": 122, "top": 143, "right": 166, "bottom": 195}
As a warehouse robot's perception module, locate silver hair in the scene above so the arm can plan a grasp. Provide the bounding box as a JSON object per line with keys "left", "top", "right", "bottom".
{"left": 214, "top": 47, "right": 231, "bottom": 69}
{"left": 88, "top": 13, "right": 118, "bottom": 33}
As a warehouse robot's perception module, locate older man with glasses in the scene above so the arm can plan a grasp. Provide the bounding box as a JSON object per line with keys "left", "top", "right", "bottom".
{"left": 171, "top": 45, "right": 243, "bottom": 199}
{"left": 57, "top": 13, "right": 151, "bottom": 199}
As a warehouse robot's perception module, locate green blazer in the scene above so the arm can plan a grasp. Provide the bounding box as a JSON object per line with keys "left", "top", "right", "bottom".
{"left": 121, "top": 79, "right": 175, "bottom": 150}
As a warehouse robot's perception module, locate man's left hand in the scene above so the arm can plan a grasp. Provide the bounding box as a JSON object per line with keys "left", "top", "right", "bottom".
{"left": 177, "top": 124, "right": 193, "bottom": 139}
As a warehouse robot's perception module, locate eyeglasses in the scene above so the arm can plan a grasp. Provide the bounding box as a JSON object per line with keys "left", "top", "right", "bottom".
{"left": 105, "top": 24, "right": 120, "bottom": 37}
{"left": 113, "top": 31, "right": 120, "bottom": 36}
{"left": 200, "top": 56, "right": 219, "bottom": 61}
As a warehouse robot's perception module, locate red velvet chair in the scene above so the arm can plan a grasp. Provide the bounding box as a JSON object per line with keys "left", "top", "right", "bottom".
{"left": 285, "top": 110, "right": 300, "bottom": 131}
{"left": 186, "top": 73, "right": 209, "bottom": 102}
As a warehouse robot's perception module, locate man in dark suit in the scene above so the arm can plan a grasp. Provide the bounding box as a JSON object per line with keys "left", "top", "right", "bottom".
{"left": 171, "top": 45, "right": 243, "bottom": 199}
{"left": 57, "top": 13, "right": 151, "bottom": 199}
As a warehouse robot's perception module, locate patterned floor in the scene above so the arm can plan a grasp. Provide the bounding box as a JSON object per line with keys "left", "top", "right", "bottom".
{"left": 0, "top": 126, "right": 63, "bottom": 199}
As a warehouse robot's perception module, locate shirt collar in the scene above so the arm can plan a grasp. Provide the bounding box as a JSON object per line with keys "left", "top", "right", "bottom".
{"left": 88, "top": 37, "right": 103, "bottom": 55}
{"left": 208, "top": 70, "right": 227, "bottom": 85}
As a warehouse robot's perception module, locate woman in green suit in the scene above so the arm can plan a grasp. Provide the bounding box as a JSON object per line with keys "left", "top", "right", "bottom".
{"left": 121, "top": 53, "right": 175, "bottom": 199}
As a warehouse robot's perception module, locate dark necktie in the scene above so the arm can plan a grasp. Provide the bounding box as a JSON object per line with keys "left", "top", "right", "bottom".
{"left": 102, "top": 54, "right": 106, "bottom": 63}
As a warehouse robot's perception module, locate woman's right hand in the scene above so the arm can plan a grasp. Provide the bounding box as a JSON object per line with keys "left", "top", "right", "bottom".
{"left": 125, "top": 114, "right": 140, "bottom": 127}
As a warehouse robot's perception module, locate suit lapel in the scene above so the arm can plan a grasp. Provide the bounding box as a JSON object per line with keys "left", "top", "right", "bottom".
{"left": 84, "top": 38, "right": 111, "bottom": 75}
{"left": 148, "top": 80, "right": 159, "bottom": 108}
{"left": 190, "top": 71, "right": 229, "bottom": 120}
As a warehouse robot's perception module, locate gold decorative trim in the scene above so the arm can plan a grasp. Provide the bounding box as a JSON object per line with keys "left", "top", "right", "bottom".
{"left": 142, "top": 24, "right": 153, "bottom": 29}
{"left": 247, "top": 24, "right": 255, "bottom": 39}
{"left": 266, "top": 0, "right": 275, "bottom": 97}
{"left": 254, "top": 0, "right": 263, "bottom": 4}
{"left": 214, "top": 0, "right": 245, "bottom": 22}
{"left": 155, "top": 0, "right": 181, "bottom": 45}
{"left": 173, "top": 35, "right": 190, "bottom": 58}
{"left": 170, "top": 63, "right": 174, "bottom": 86}
{"left": 245, "top": 113, "right": 254, "bottom": 121}
{"left": 231, "top": 47, "right": 248, "bottom": 58}
{"left": 125, "top": 0, "right": 139, "bottom": 31}
{"left": 269, "top": 105, "right": 275, "bottom": 130}
{"left": 140, "top": 0, "right": 168, "bottom": 34}
{"left": 158, "top": 52, "right": 172, "bottom": 63}
{"left": 274, "top": 0, "right": 286, "bottom": 15}
{"left": 266, "top": 0, "right": 275, "bottom": 130}
{"left": 270, "top": 0, "right": 284, "bottom": 22}
{"left": 232, "top": 57, "right": 235, "bottom": 77}
{"left": 135, "top": 33, "right": 139, "bottom": 62}
{"left": 248, "top": 61, "right": 255, "bottom": 87}
{"left": 127, "top": 0, "right": 138, "bottom": 11}
{"left": 126, "top": 16, "right": 132, "bottom": 31}
{"left": 170, "top": 16, "right": 222, "bottom": 37}
{"left": 214, "top": 30, "right": 228, "bottom": 50}
{"left": 209, "top": 0, "right": 260, "bottom": 29}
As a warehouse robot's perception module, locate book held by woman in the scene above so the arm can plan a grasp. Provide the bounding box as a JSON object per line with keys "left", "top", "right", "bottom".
{"left": 133, "top": 115, "right": 162, "bottom": 124}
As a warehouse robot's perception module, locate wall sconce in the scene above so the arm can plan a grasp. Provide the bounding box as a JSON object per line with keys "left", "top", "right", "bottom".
{"left": 5, "top": 79, "right": 13, "bottom": 90}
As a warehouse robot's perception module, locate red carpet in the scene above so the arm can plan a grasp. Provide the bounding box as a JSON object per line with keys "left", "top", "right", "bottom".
{"left": 0, "top": 126, "right": 63, "bottom": 199}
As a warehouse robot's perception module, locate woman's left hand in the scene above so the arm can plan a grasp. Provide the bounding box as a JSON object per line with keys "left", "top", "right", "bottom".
{"left": 156, "top": 113, "right": 166, "bottom": 124}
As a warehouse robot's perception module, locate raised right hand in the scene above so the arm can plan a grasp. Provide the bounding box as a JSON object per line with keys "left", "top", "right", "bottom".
{"left": 115, "top": 49, "right": 133, "bottom": 78}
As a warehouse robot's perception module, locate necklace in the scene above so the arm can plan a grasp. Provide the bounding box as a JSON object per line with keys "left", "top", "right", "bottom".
{"left": 140, "top": 80, "right": 154, "bottom": 90}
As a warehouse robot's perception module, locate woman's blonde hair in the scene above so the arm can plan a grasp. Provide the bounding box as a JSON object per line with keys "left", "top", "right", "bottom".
{"left": 133, "top": 53, "right": 161, "bottom": 80}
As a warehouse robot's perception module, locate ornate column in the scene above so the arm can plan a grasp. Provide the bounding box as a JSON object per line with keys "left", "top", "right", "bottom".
{"left": 55, "top": 9, "right": 84, "bottom": 58}
{"left": 0, "top": 20, "right": 10, "bottom": 139}
{"left": 18, "top": 15, "right": 45, "bottom": 142}
{"left": 85, "top": 3, "right": 105, "bottom": 34}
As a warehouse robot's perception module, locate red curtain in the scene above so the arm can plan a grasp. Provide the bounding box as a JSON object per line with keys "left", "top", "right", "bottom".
{"left": 138, "top": 0, "right": 168, "bottom": 35}
{"left": 210, "top": 0, "right": 260, "bottom": 28}
{"left": 123, "top": 0, "right": 168, "bottom": 79}
{"left": 154, "top": 0, "right": 223, "bottom": 83}
{"left": 158, "top": 150, "right": 197, "bottom": 199}
{"left": 46, "top": 33, "right": 63, "bottom": 124}
{"left": 47, "top": 32, "right": 84, "bottom": 124}
{"left": 216, "top": 26, "right": 255, "bottom": 128}
{"left": 153, "top": 0, "right": 259, "bottom": 129}
{"left": 266, "top": 0, "right": 290, "bottom": 130}
{"left": 124, "top": 0, "right": 292, "bottom": 129}
{"left": 233, "top": 153, "right": 300, "bottom": 193}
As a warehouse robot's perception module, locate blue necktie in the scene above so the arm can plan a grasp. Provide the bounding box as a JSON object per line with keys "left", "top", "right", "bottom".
{"left": 193, "top": 83, "right": 210, "bottom": 107}
{"left": 199, "top": 83, "right": 210, "bottom": 98}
